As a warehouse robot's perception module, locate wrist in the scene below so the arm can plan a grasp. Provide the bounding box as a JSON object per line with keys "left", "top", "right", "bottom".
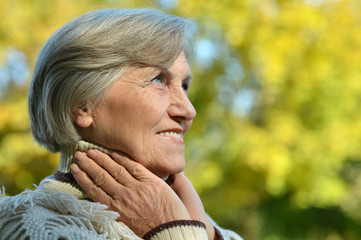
{"left": 208, "top": 225, "right": 216, "bottom": 240}
{"left": 143, "top": 220, "right": 207, "bottom": 240}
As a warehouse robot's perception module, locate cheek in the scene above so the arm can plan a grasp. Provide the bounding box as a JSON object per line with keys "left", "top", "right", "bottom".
{"left": 138, "top": 102, "right": 167, "bottom": 129}
{"left": 120, "top": 108, "right": 162, "bottom": 156}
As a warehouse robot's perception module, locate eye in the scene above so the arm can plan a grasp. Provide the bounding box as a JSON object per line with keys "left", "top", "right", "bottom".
{"left": 182, "top": 82, "right": 189, "bottom": 92}
{"left": 151, "top": 74, "right": 166, "bottom": 84}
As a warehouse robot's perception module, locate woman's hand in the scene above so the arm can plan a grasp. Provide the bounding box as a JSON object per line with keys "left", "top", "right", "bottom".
{"left": 71, "top": 149, "right": 191, "bottom": 237}
{"left": 169, "top": 173, "right": 217, "bottom": 240}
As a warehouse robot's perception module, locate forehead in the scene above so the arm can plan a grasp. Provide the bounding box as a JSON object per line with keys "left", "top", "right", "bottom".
{"left": 123, "top": 52, "right": 190, "bottom": 80}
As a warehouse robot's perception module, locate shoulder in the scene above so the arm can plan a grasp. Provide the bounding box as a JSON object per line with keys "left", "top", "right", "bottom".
{"left": 0, "top": 188, "right": 137, "bottom": 240}
{"left": 0, "top": 190, "right": 105, "bottom": 240}
{"left": 1, "top": 204, "right": 102, "bottom": 240}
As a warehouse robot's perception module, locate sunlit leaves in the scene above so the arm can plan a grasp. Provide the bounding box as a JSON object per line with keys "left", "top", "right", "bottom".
{"left": 179, "top": 0, "right": 361, "bottom": 238}
{"left": 2, "top": 0, "right": 361, "bottom": 239}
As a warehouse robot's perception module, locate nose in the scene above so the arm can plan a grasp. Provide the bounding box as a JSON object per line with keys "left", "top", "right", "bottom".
{"left": 168, "top": 89, "right": 196, "bottom": 122}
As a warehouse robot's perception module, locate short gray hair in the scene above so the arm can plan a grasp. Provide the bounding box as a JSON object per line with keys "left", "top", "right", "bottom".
{"left": 28, "top": 8, "right": 195, "bottom": 153}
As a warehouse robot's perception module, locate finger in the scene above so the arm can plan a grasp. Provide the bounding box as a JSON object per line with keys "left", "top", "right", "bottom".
{"left": 74, "top": 151, "right": 124, "bottom": 197}
{"left": 111, "top": 151, "right": 151, "bottom": 181}
{"left": 87, "top": 149, "right": 135, "bottom": 186}
{"left": 71, "top": 162, "right": 112, "bottom": 205}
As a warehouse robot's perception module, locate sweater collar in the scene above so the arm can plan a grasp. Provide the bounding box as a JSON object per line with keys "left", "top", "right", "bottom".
{"left": 58, "top": 140, "right": 113, "bottom": 174}
{"left": 39, "top": 140, "right": 113, "bottom": 199}
{"left": 43, "top": 140, "right": 168, "bottom": 198}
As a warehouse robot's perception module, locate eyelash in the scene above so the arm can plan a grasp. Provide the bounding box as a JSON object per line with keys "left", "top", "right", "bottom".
{"left": 151, "top": 74, "right": 166, "bottom": 84}
{"left": 150, "top": 74, "right": 190, "bottom": 92}
{"left": 182, "top": 82, "right": 189, "bottom": 91}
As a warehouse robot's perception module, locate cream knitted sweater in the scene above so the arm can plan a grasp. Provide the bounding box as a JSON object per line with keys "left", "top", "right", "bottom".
{"left": 0, "top": 141, "right": 242, "bottom": 240}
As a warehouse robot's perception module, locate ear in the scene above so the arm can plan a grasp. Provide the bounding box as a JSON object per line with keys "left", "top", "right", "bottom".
{"left": 73, "top": 104, "right": 93, "bottom": 128}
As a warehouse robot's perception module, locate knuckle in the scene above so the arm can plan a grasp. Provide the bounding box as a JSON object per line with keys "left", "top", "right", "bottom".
{"left": 96, "top": 155, "right": 106, "bottom": 166}
{"left": 89, "top": 185, "right": 102, "bottom": 199}
{"left": 132, "top": 166, "right": 140, "bottom": 176}
{"left": 118, "top": 166, "right": 125, "bottom": 175}
{"left": 113, "top": 170, "right": 121, "bottom": 181}
{"left": 113, "top": 166, "right": 126, "bottom": 182}
{"left": 131, "top": 165, "right": 147, "bottom": 179}
{"left": 94, "top": 172, "right": 107, "bottom": 186}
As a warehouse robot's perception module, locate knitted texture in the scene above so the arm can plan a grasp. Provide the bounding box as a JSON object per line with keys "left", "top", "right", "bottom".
{"left": 58, "top": 140, "right": 113, "bottom": 174}
{"left": 0, "top": 140, "right": 241, "bottom": 240}
{"left": 143, "top": 220, "right": 207, "bottom": 240}
{"left": 0, "top": 186, "right": 140, "bottom": 240}
{"left": 40, "top": 140, "right": 113, "bottom": 199}
{"left": 0, "top": 185, "right": 211, "bottom": 240}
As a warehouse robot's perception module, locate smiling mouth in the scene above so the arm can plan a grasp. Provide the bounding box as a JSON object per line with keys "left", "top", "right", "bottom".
{"left": 159, "top": 131, "right": 182, "bottom": 139}
{"left": 157, "top": 131, "right": 185, "bottom": 144}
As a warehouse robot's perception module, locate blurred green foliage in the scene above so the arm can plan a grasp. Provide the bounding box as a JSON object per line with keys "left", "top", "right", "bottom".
{"left": 1, "top": 0, "right": 361, "bottom": 239}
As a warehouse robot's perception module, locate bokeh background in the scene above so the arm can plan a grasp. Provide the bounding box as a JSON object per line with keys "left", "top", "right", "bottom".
{"left": 1, "top": 0, "right": 361, "bottom": 239}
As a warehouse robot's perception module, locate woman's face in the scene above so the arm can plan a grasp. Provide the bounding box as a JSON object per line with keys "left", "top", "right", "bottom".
{"left": 82, "top": 52, "right": 196, "bottom": 178}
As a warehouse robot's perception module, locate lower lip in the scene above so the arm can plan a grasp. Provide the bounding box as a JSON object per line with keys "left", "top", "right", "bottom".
{"left": 157, "top": 134, "right": 185, "bottom": 144}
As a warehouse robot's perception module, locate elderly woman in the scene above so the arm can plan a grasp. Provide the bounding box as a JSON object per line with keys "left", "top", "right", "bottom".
{"left": 0, "top": 9, "right": 242, "bottom": 240}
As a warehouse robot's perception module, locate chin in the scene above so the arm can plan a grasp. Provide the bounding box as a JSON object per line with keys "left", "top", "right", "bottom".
{"left": 151, "top": 156, "right": 185, "bottom": 178}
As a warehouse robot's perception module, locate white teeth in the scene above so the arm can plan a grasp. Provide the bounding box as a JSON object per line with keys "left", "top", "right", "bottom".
{"left": 159, "top": 132, "right": 182, "bottom": 139}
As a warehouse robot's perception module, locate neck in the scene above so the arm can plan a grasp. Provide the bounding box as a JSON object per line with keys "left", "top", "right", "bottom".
{"left": 58, "top": 140, "right": 113, "bottom": 173}
{"left": 57, "top": 140, "right": 170, "bottom": 182}
{"left": 39, "top": 140, "right": 113, "bottom": 199}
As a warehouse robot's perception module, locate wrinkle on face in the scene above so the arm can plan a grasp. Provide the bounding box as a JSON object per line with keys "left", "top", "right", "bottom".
{"left": 79, "top": 52, "right": 195, "bottom": 177}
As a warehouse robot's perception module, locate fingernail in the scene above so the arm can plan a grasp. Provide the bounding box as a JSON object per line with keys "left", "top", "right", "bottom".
{"left": 71, "top": 163, "right": 80, "bottom": 174}
{"left": 87, "top": 149, "right": 97, "bottom": 158}
{"left": 74, "top": 151, "right": 85, "bottom": 162}
{"left": 112, "top": 152, "right": 120, "bottom": 158}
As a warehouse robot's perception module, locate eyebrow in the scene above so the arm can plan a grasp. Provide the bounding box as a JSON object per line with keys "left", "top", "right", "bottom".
{"left": 161, "top": 68, "right": 192, "bottom": 83}
{"left": 183, "top": 74, "right": 192, "bottom": 83}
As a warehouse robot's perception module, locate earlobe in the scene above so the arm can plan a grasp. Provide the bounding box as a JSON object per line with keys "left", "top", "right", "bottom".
{"left": 73, "top": 104, "right": 93, "bottom": 128}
